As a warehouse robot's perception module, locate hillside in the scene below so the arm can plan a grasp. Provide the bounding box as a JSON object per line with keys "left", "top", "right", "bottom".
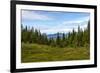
{"left": 47, "top": 33, "right": 67, "bottom": 39}
{"left": 21, "top": 43, "right": 90, "bottom": 63}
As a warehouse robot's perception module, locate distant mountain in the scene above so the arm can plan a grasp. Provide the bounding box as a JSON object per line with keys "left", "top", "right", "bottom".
{"left": 47, "top": 33, "right": 67, "bottom": 39}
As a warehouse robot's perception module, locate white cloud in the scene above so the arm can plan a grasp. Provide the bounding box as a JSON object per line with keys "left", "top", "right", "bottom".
{"left": 40, "top": 25, "right": 78, "bottom": 34}
{"left": 63, "top": 16, "right": 89, "bottom": 25}
{"left": 41, "top": 28, "right": 72, "bottom": 34}
{"left": 22, "top": 10, "right": 52, "bottom": 21}
{"left": 40, "top": 20, "right": 88, "bottom": 34}
{"left": 22, "top": 11, "right": 89, "bottom": 34}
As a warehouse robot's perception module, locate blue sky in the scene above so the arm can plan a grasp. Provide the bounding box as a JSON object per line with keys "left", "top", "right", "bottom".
{"left": 21, "top": 10, "right": 90, "bottom": 34}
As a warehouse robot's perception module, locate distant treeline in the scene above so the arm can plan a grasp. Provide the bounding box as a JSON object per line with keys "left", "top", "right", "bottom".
{"left": 21, "top": 21, "right": 90, "bottom": 48}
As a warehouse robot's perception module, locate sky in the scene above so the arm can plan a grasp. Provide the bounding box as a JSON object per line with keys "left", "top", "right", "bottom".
{"left": 21, "top": 10, "right": 90, "bottom": 34}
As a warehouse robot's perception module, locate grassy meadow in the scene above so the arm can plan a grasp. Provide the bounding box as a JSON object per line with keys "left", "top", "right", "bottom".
{"left": 21, "top": 10, "right": 90, "bottom": 63}
{"left": 21, "top": 43, "right": 90, "bottom": 63}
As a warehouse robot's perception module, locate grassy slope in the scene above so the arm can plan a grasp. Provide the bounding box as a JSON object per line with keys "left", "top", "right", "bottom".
{"left": 21, "top": 43, "right": 90, "bottom": 63}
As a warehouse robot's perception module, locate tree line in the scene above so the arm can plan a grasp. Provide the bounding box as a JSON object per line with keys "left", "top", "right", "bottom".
{"left": 21, "top": 21, "right": 90, "bottom": 48}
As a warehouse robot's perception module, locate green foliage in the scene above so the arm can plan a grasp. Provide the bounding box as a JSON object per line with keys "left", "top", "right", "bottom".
{"left": 21, "top": 21, "right": 90, "bottom": 48}
{"left": 21, "top": 21, "right": 90, "bottom": 63}
{"left": 21, "top": 43, "right": 90, "bottom": 63}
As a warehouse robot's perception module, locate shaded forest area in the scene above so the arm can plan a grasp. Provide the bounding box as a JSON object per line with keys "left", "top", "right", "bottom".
{"left": 21, "top": 21, "right": 90, "bottom": 48}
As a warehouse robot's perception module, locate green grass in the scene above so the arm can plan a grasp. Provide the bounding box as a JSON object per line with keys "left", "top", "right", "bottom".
{"left": 21, "top": 43, "right": 90, "bottom": 63}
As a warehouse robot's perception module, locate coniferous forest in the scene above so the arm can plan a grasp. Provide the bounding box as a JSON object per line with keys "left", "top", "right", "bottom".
{"left": 21, "top": 21, "right": 90, "bottom": 63}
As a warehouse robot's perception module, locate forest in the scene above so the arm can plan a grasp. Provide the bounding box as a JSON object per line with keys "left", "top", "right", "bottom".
{"left": 21, "top": 21, "right": 90, "bottom": 63}
{"left": 21, "top": 21, "right": 90, "bottom": 48}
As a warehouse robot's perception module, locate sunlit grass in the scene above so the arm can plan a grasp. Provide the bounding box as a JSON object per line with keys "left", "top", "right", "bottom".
{"left": 21, "top": 43, "right": 90, "bottom": 63}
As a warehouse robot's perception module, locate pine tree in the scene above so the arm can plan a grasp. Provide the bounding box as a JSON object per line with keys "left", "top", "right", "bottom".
{"left": 56, "top": 32, "right": 61, "bottom": 47}
{"left": 21, "top": 21, "right": 90, "bottom": 48}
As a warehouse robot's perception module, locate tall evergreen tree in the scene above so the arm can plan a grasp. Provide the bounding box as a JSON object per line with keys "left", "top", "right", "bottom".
{"left": 21, "top": 21, "right": 90, "bottom": 48}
